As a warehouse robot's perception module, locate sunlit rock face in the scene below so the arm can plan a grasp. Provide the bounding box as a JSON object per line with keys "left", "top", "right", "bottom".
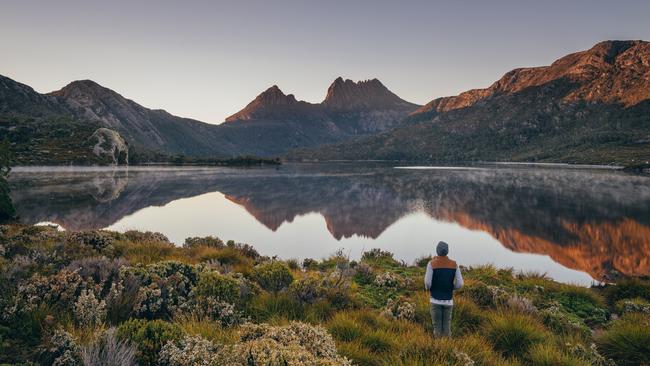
{"left": 9, "top": 164, "right": 650, "bottom": 281}
{"left": 89, "top": 128, "right": 129, "bottom": 165}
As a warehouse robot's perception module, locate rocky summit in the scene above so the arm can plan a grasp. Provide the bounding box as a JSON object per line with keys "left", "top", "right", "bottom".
{"left": 0, "top": 75, "right": 419, "bottom": 163}
{"left": 291, "top": 40, "right": 650, "bottom": 165}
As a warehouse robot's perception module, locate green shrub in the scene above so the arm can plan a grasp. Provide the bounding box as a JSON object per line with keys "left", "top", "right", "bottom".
{"left": 182, "top": 236, "right": 224, "bottom": 249}
{"left": 193, "top": 271, "right": 240, "bottom": 304}
{"left": 556, "top": 286, "right": 608, "bottom": 326}
{"left": 414, "top": 254, "right": 432, "bottom": 268}
{"left": 116, "top": 319, "right": 183, "bottom": 366}
{"left": 614, "top": 297, "right": 650, "bottom": 315}
{"left": 251, "top": 261, "right": 294, "bottom": 293}
{"left": 485, "top": 312, "right": 548, "bottom": 359}
{"left": 596, "top": 313, "right": 650, "bottom": 366}
{"left": 302, "top": 258, "right": 319, "bottom": 270}
{"left": 540, "top": 304, "right": 590, "bottom": 338}
{"left": 361, "top": 248, "right": 400, "bottom": 267}
{"left": 527, "top": 343, "right": 590, "bottom": 366}
{"left": 289, "top": 275, "right": 324, "bottom": 304}
{"left": 352, "top": 263, "right": 375, "bottom": 286}
{"left": 602, "top": 278, "right": 650, "bottom": 306}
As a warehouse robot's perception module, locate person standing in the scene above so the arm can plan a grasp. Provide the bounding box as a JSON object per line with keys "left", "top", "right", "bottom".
{"left": 424, "top": 241, "right": 463, "bottom": 337}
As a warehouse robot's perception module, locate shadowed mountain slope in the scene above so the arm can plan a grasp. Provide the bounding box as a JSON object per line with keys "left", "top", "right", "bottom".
{"left": 290, "top": 41, "right": 650, "bottom": 165}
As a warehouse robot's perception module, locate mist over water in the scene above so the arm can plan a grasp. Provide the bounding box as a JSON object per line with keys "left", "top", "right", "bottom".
{"left": 10, "top": 163, "right": 650, "bottom": 286}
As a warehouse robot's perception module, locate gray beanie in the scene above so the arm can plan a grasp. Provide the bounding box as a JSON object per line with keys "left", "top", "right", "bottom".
{"left": 436, "top": 241, "right": 449, "bottom": 256}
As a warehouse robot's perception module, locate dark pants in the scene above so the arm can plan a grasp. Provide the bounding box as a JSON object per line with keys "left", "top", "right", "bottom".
{"left": 430, "top": 303, "right": 453, "bottom": 337}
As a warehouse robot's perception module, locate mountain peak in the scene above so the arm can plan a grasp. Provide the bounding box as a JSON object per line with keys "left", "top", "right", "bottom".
{"left": 323, "top": 77, "right": 418, "bottom": 111}
{"left": 49, "top": 79, "right": 124, "bottom": 102}
{"left": 225, "top": 85, "right": 315, "bottom": 122}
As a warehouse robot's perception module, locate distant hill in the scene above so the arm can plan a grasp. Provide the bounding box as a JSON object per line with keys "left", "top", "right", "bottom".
{"left": 290, "top": 40, "right": 650, "bottom": 165}
{"left": 0, "top": 75, "right": 418, "bottom": 164}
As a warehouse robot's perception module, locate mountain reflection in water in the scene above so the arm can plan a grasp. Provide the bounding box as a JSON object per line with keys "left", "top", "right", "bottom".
{"left": 10, "top": 163, "right": 650, "bottom": 284}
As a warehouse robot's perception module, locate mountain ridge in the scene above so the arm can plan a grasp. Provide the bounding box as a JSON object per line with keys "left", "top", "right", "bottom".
{"left": 291, "top": 40, "right": 650, "bottom": 165}
{"left": 1, "top": 75, "right": 418, "bottom": 162}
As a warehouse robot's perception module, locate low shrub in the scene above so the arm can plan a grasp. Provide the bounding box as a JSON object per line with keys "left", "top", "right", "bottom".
{"left": 116, "top": 319, "right": 183, "bottom": 366}
{"left": 539, "top": 303, "right": 590, "bottom": 338}
{"left": 380, "top": 297, "right": 415, "bottom": 321}
{"left": 251, "top": 261, "right": 294, "bottom": 293}
{"left": 361, "top": 248, "right": 400, "bottom": 267}
{"left": 182, "top": 236, "right": 224, "bottom": 249}
{"left": 556, "top": 286, "right": 608, "bottom": 326}
{"left": 614, "top": 297, "right": 650, "bottom": 315}
{"left": 413, "top": 254, "right": 432, "bottom": 268}
{"left": 192, "top": 271, "right": 240, "bottom": 304}
{"left": 601, "top": 278, "right": 650, "bottom": 306}
{"left": 352, "top": 263, "right": 375, "bottom": 285}
{"left": 158, "top": 335, "right": 218, "bottom": 366}
{"left": 289, "top": 274, "right": 325, "bottom": 304}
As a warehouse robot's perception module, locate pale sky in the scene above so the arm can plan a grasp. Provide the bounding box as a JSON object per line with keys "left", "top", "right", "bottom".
{"left": 1, "top": 0, "right": 649, "bottom": 123}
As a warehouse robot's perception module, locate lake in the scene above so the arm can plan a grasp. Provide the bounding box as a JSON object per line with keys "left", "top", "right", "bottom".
{"left": 9, "top": 163, "right": 650, "bottom": 286}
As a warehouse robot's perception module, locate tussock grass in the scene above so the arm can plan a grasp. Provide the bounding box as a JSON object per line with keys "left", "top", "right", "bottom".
{"left": 596, "top": 313, "right": 650, "bottom": 366}
{"left": 527, "top": 343, "right": 590, "bottom": 366}
{"left": 173, "top": 315, "right": 237, "bottom": 344}
{"left": 485, "top": 312, "right": 548, "bottom": 359}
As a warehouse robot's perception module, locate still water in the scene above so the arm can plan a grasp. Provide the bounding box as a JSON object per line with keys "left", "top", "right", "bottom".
{"left": 9, "top": 163, "right": 650, "bottom": 285}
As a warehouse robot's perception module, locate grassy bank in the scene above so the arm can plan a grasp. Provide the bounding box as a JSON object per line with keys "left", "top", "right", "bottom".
{"left": 0, "top": 225, "right": 648, "bottom": 365}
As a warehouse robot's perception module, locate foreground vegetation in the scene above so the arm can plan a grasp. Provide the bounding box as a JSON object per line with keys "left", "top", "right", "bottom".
{"left": 0, "top": 226, "right": 649, "bottom": 365}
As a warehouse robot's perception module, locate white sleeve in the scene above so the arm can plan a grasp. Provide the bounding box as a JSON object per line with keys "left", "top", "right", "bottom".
{"left": 424, "top": 262, "right": 433, "bottom": 290}
{"left": 454, "top": 267, "right": 464, "bottom": 289}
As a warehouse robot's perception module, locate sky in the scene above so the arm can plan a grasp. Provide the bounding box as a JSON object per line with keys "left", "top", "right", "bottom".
{"left": 1, "top": 0, "right": 649, "bottom": 123}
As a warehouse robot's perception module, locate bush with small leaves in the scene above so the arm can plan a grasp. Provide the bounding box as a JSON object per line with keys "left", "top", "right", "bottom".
{"left": 251, "top": 261, "right": 294, "bottom": 293}
{"left": 41, "top": 330, "right": 81, "bottom": 366}
{"left": 380, "top": 297, "right": 415, "bottom": 321}
{"left": 5, "top": 269, "right": 83, "bottom": 319}
{"left": 289, "top": 275, "right": 325, "bottom": 304}
{"left": 302, "top": 258, "right": 319, "bottom": 270}
{"left": 159, "top": 335, "right": 218, "bottom": 366}
{"left": 539, "top": 303, "right": 590, "bottom": 338}
{"left": 121, "top": 261, "right": 201, "bottom": 318}
{"left": 373, "top": 271, "right": 403, "bottom": 288}
{"left": 566, "top": 343, "right": 616, "bottom": 366}
{"left": 117, "top": 319, "right": 183, "bottom": 366}
{"left": 352, "top": 263, "right": 375, "bottom": 285}
{"left": 74, "top": 289, "right": 107, "bottom": 326}
{"left": 361, "top": 248, "right": 399, "bottom": 266}
{"left": 122, "top": 231, "right": 169, "bottom": 243}
{"left": 193, "top": 271, "right": 241, "bottom": 304}
{"left": 68, "top": 231, "right": 115, "bottom": 251}
{"left": 614, "top": 297, "right": 650, "bottom": 315}
{"left": 183, "top": 236, "right": 224, "bottom": 249}
{"left": 189, "top": 297, "right": 244, "bottom": 327}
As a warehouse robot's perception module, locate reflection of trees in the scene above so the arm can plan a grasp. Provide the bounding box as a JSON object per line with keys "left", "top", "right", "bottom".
{"left": 9, "top": 164, "right": 650, "bottom": 279}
